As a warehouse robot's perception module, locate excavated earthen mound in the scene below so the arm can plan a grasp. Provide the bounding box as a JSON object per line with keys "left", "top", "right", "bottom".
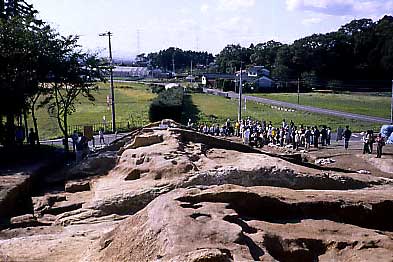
{"left": 1, "top": 120, "right": 392, "bottom": 262}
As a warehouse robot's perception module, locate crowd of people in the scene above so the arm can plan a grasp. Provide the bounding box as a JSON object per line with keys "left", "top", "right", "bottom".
{"left": 191, "top": 118, "right": 388, "bottom": 156}
{"left": 194, "top": 118, "right": 341, "bottom": 150}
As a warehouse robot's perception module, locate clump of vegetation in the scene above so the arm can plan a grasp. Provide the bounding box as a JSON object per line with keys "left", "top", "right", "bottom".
{"left": 149, "top": 85, "right": 184, "bottom": 122}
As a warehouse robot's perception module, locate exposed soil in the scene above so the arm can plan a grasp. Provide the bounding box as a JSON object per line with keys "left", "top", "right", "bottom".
{"left": 0, "top": 121, "right": 392, "bottom": 262}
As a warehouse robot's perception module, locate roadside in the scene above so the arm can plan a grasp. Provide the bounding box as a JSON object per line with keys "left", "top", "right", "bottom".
{"left": 203, "top": 88, "right": 391, "bottom": 124}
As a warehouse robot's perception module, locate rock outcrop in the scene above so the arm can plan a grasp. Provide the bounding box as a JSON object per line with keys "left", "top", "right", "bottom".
{"left": 1, "top": 121, "right": 392, "bottom": 262}
{"left": 88, "top": 185, "right": 393, "bottom": 262}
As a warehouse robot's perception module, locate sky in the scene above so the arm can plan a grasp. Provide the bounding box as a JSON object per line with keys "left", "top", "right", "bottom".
{"left": 29, "top": 0, "right": 393, "bottom": 59}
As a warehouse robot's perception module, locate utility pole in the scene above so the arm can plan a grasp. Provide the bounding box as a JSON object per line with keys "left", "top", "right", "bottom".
{"left": 238, "top": 63, "right": 243, "bottom": 123}
{"left": 190, "top": 60, "right": 193, "bottom": 84}
{"left": 172, "top": 53, "right": 175, "bottom": 76}
{"left": 391, "top": 80, "right": 393, "bottom": 124}
{"left": 297, "top": 77, "right": 300, "bottom": 105}
{"left": 100, "top": 31, "right": 116, "bottom": 132}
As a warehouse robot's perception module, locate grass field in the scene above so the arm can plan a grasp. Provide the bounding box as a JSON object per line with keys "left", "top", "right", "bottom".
{"left": 184, "top": 93, "right": 383, "bottom": 132}
{"left": 31, "top": 82, "right": 155, "bottom": 139}
{"left": 252, "top": 92, "right": 391, "bottom": 119}
{"left": 33, "top": 84, "right": 387, "bottom": 139}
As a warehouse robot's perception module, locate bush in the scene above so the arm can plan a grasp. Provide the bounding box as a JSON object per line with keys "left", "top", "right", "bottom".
{"left": 148, "top": 85, "right": 184, "bottom": 122}
{"left": 149, "top": 101, "right": 182, "bottom": 122}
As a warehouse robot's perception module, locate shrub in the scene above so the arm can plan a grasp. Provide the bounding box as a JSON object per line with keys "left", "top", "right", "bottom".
{"left": 148, "top": 85, "right": 184, "bottom": 122}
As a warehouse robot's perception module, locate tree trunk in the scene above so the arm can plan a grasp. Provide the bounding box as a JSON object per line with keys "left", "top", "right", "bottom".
{"left": 0, "top": 115, "right": 4, "bottom": 145}
{"left": 23, "top": 109, "right": 28, "bottom": 143}
{"left": 5, "top": 113, "right": 15, "bottom": 147}
{"left": 31, "top": 107, "right": 40, "bottom": 146}
{"left": 62, "top": 115, "right": 69, "bottom": 152}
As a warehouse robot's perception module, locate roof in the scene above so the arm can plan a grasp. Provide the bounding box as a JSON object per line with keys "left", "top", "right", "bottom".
{"left": 113, "top": 66, "right": 149, "bottom": 74}
{"left": 203, "top": 73, "right": 236, "bottom": 80}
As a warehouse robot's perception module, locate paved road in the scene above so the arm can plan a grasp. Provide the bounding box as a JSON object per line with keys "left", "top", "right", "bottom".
{"left": 204, "top": 88, "right": 391, "bottom": 124}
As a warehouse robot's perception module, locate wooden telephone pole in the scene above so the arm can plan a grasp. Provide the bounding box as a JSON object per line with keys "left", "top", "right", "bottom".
{"left": 100, "top": 31, "right": 116, "bottom": 132}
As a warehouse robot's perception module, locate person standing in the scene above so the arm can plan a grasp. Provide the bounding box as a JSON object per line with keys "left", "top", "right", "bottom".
{"left": 362, "top": 132, "right": 370, "bottom": 154}
{"left": 320, "top": 126, "right": 327, "bottom": 146}
{"left": 243, "top": 128, "right": 250, "bottom": 145}
{"left": 305, "top": 127, "right": 311, "bottom": 150}
{"left": 71, "top": 130, "right": 79, "bottom": 152}
{"left": 28, "top": 128, "right": 36, "bottom": 147}
{"left": 326, "top": 127, "right": 331, "bottom": 145}
{"left": 368, "top": 130, "right": 375, "bottom": 153}
{"left": 99, "top": 129, "right": 105, "bottom": 145}
{"left": 313, "top": 126, "right": 320, "bottom": 149}
{"left": 343, "top": 126, "right": 352, "bottom": 150}
{"left": 375, "top": 133, "right": 385, "bottom": 158}
{"left": 234, "top": 121, "right": 240, "bottom": 137}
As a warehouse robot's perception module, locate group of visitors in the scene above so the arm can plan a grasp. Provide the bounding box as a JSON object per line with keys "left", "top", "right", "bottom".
{"left": 195, "top": 119, "right": 235, "bottom": 137}
{"left": 238, "top": 118, "right": 335, "bottom": 150}
{"left": 195, "top": 118, "right": 338, "bottom": 151}
{"left": 15, "top": 126, "right": 38, "bottom": 147}
{"left": 71, "top": 130, "right": 90, "bottom": 162}
{"left": 362, "top": 130, "right": 385, "bottom": 158}
{"left": 192, "top": 118, "right": 387, "bottom": 157}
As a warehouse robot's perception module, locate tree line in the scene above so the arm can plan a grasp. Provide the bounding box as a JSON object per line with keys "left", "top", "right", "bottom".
{"left": 0, "top": 0, "right": 104, "bottom": 150}
{"left": 144, "top": 16, "right": 393, "bottom": 90}
{"left": 140, "top": 47, "right": 215, "bottom": 71}
{"left": 215, "top": 16, "right": 393, "bottom": 90}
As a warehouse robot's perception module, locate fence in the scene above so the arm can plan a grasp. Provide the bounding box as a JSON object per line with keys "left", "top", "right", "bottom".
{"left": 67, "top": 118, "right": 149, "bottom": 136}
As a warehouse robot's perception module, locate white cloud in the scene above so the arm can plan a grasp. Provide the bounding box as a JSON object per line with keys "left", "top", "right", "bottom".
{"left": 217, "top": 0, "right": 256, "bottom": 11}
{"left": 286, "top": 0, "right": 393, "bottom": 17}
{"left": 302, "top": 17, "right": 323, "bottom": 25}
{"left": 200, "top": 3, "right": 209, "bottom": 14}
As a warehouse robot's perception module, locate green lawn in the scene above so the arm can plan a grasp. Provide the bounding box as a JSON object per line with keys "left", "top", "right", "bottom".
{"left": 252, "top": 92, "right": 391, "bottom": 119}
{"left": 33, "top": 85, "right": 386, "bottom": 139}
{"left": 31, "top": 82, "right": 155, "bottom": 139}
{"left": 184, "top": 93, "right": 382, "bottom": 132}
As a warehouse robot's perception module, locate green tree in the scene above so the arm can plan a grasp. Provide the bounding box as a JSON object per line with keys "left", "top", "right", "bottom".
{"left": 215, "top": 44, "right": 252, "bottom": 73}
{"left": 272, "top": 45, "right": 294, "bottom": 81}
{"left": 0, "top": 8, "right": 49, "bottom": 145}
{"left": 42, "top": 36, "right": 104, "bottom": 151}
{"left": 250, "top": 40, "right": 282, "bottom": 69}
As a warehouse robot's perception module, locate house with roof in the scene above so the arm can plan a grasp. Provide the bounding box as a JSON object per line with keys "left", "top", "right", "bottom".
{"left": 201, "top": 73, "right": 236, "bottom": 86}
{"left": 202, "top": 66, "right": 274, "bottom": 92}
{"left": 236, "top": 66, "right": 274, "bottom": 91}
{"left": 112, "top": 66, "right": 149, "bottom": 79}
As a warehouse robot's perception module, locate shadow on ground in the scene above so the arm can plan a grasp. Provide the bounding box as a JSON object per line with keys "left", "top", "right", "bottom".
{"left": 181, "top": 94, "right": 201, "bottom": 125}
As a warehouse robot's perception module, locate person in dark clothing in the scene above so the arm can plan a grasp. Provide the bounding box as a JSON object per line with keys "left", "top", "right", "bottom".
{"left": 376, "top": 133, "right": 385, "bottom": 158}
{"left": 320, "top": 126, "right": 327, "bottom": 146}
{"left": 326, "top": 127, "right": 331, "bottom": 145}
{"left": 343, "top": 126, "right": 352, "bottom": 150}
{"left": 291, "top": 127, "right": 297, "bottom": 149}
{"left": 28, "top": 128, "right": 37, "bottom": 147}
{"left": 368, "top": 130, "right": 375, "bottom": 153}
{"left": 313, "top": 126, "right": 320, "bottom": 148}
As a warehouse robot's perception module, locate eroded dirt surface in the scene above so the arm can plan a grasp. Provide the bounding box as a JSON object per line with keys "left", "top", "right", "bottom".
{"left": 89, "top": 185, "right": 393, "bottom": 262}
{"left": 0, "top": 121, "right": 392, "bottom": 262}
